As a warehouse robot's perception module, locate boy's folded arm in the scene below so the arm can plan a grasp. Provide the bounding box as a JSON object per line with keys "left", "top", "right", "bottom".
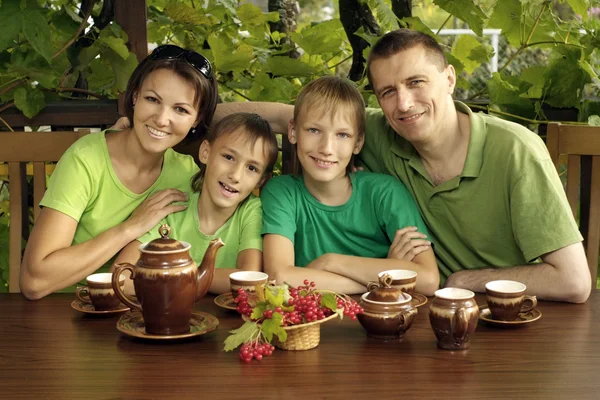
{"left": 263, "top": 234, "right": 366, "bottom": 294}
{"left": 307, "top": 249, "right": 440, "bottom": 296}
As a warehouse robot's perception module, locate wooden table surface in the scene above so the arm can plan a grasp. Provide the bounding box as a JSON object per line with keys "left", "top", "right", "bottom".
{"left": 1, "top": 291, "right": 599, "bottom": 400}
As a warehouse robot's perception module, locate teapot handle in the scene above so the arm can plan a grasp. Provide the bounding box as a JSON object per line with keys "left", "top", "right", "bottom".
{"left": 112, "top": 263, "right": 142, "bottom": 312}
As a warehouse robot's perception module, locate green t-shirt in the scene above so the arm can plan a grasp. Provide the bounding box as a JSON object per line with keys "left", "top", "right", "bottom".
{"left": 40, "top": 131, "right": 199, "bottom": 279}
{"left": 139, "top": 192, "right": 263, "bottom": 269}
{"left": 359, "top": 101, "right": 582, "bottom": 281}
{"left": 260, "top": 171, "right": 429, "bottom": 267}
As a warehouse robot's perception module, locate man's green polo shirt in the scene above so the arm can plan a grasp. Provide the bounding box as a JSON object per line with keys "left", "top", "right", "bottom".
{"left": 359, "top": 101, "right": 582, "bottom": 281}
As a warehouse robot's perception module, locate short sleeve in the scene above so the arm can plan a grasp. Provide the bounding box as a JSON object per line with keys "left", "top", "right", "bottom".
{"left": 238, "top": 197, "right": 263, "bottom": 251}
{"left": 374, "top": 175, "right": 430, "bottom": 242}
{"left": 39, "top": 148, "right": 93, "bottom": 222}
{"left": 510, "top": 158, "right": 582, "bottom": 261}
{"left": 357, "top": 108, "right": 388, "bottom": 174}
{"left": 260, "top": 177, "right": 298, "bottom": 243}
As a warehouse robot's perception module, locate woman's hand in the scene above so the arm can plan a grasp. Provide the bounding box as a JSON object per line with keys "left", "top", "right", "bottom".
{"left": 387, "top": 227, "right": 431, "bottom": 261}
{"left": 123, "top": 189, "right": 188, "bottom": 239}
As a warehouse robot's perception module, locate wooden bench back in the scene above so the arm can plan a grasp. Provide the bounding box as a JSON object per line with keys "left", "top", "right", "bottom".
{"left": 546, "top": 122, "right": 600, "bottom": 289}
{"left": 0, "top": 130, "right": 90, "bottom": 293}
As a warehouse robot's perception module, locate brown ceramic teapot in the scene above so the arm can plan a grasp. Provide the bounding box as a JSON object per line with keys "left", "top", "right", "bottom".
{"left": 112, "top": 224, "right": 224, "bottom": 335}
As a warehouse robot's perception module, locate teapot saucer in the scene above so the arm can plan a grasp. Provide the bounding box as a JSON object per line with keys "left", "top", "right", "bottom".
{"left": 409, "top": 292, "right": 428, "bottom": 308}
{"left": 214, "top": 292, "right": 237, "bottom": 311}
{"left": 71, "top": 299, "right": 129, "bottom": 315}
{"left": 479, "top": 306, "right": 542, "bottom": 328}
{"left": 116, "top": 311, "right": 219, "bottom": 340}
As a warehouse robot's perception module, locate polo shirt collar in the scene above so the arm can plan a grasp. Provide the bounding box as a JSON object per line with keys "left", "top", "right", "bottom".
{"left": 389, "top": 101, "right": 486, "bottom": 179}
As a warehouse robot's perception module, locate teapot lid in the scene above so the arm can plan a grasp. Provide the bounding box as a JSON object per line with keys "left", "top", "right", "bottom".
{"left": 366, "top": 273, "right": 411, "bottom": 303}
{"left": 143, "top": 224, "right": 187, "bottom": 252}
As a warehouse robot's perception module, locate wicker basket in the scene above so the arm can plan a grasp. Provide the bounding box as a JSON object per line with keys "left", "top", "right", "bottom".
{"left": 274, "top": 313, "right": 339, "bottom": 351}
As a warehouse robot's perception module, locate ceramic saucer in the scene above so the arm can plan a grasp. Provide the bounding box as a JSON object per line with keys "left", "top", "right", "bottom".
{"left": 409, "top": 292, "right": 428, "bottom": 308}
{"left": 479, "top": 306, "right": 542, "bottom": 328}
{"left": 214, "top": 292, "right": 237, "bottom": 311}
{"left": 116, "top": 311, "right": 219, "bottom": 340}
{"left": 71, "top": 299, "right": 129, "bottom": 315}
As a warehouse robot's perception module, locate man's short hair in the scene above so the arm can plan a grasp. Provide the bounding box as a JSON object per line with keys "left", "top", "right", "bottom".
{"left": 367, "top": 29, "right": 448, "bottom": 86}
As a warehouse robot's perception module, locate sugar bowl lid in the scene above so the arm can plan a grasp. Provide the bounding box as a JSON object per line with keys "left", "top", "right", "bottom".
{"left": 143, "top": 224, "right": 187, "bottom": 252}
{"left": 366, "top": 273, "right": 411, "bottom": 303}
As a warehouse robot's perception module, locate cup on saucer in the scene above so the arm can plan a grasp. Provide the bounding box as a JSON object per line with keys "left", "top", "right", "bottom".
{"left": 76, "top": 273, "right": 126, "bottom": 311}
{"left": 229, "top": 271, "right": 268, "bottom": 298}
{"left": 485, "top": 280, "right": 537, "bottom": 321}
{"left": 369, "top": 269, "right": 417, "bottom": 293}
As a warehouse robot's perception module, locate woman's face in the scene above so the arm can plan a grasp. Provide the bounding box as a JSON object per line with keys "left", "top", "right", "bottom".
{"left": 132, "top": 68, "right": 199, "bottom": 154}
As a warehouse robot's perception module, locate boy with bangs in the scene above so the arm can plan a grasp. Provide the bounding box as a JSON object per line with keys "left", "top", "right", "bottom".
{"left": 116, "top": 113, "right": 279, "bottom": 294}
{"left": 260, "top": 76, "right": 439, "bottom": 295}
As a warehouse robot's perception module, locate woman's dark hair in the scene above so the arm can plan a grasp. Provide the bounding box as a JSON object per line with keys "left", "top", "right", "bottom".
{"left": 123, "top": 50, "right": 218, "bottom": 144}
{"left": 190, "top": 112, "right": 279, "bottom": 193}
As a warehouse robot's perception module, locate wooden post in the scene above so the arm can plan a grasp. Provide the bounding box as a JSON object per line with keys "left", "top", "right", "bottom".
{"left": 115, "top": 0, "right": 148, "bottom": 115}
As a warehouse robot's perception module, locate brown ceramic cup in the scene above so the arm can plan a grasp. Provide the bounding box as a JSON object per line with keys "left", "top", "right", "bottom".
{"left": 76, "top": 273, "right": 125, "bottom": 311}
{"left": 368, "top": 269, "right": 417, "bottom": 294}
{"left": 429, "top": 288, "right": 479, "bottom": 350}
{"left": 229, "top": 271, "right": 268, "bottom": 298}
{"left": 485, "top": 280, "right": 537, "bottom": 321}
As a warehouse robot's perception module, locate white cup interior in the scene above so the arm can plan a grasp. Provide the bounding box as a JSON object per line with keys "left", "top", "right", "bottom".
{"left": 435, "top": 287, "right": 474, "bottom": 300}
{"left": 378, "top": 269, "right": 417, "bottom": 280}
{"left": 229, "top": 271, "right": 268, "bottom": 282}
{"left": 87, "top": 273, "right": 125, "bottom": 284}
{"left": 360, "top": 292, "right": 412, "bottom": 304}
{"left": 485, "top": 280, "right": 526, "bottom": 293}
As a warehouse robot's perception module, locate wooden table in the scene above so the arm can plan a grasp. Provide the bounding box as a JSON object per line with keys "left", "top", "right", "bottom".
{"left": 1, "top": 292, "right": 599, "bottom": 399}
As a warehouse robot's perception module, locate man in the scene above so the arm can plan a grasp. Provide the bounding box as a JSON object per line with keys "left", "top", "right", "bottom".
{"left": 116, "top": 29, "right": 592, "bottom": 302}
{"left": 357, "top": 29, "right": 590, "bottom": 303}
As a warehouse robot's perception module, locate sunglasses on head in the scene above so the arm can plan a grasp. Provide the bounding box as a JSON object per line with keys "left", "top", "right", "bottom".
{"left": 148, "top": 44, "right": 213, "bottom": 79}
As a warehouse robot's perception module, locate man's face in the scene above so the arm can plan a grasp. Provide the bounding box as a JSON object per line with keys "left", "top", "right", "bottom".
{"left": 370, "top": 45, "right": 456, "bottom": 145}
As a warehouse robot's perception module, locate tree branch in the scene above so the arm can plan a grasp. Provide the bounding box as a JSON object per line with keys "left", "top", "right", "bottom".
{"left": 0, "top": 79, "right": 26, "bottom": 98}
{"left": 52, "top": 1, "right": 96, "bottom": 60}
{"left": 436, "top": 14, "right": 452, "bottom": 35}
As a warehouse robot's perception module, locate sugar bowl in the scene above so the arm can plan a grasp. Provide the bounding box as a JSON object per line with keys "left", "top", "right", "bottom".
{"left": 357, "top": 273, "right": 418, "bottom": 340}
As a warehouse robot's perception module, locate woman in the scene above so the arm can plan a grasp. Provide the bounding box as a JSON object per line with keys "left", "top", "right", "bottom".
{"left": 20, "top": 45, "right": 218, "bottom": 300}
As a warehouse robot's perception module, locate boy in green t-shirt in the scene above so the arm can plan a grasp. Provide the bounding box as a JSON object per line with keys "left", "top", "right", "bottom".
{"left": 116, "top": 113, "right": 278, "bottom": 294}
{"left": 261, "top": 76, "right": 439, "bottom": 295}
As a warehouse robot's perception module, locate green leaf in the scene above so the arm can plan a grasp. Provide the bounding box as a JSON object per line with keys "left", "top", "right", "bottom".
{"left": 251, "top": 302, "right": 268, "bottom": 320}
{"left": 520, "top": 66, "right": 546, "bottom": 98}
{"left": 487, "top": 0, "right": 521, "bottom": 47}
{"left": 237, "top": 3, "right": 270, "bottom": 26}
{"left": 98, "top": 36, "right": 130, "bottom": 60}
{"left": 0, "top": 1, "right": 22, "bottom": 52}
{"left": 433, "top": 0, "right": 488, "bottom": 36}
{"left": 566, "top": 0, "right": 589, "bottom": 21}
{"left": 290, "top": 20, "right": 346, "bottom": 56}
{"left": 267, "top": 57, "right": 317, "bottom": 77}
{"left": 486, "top": 72, "right": 535, "bottom": 117}
{"left": 261, "top": 313, "right": 287, "bottom": 343}
{"left": 320, "top": 293, "right": 337, "bottom": 313}
{"left": 588, "top": 115, "right": 600, "bottom": 126}
{"left": 248, "top": 73, "right": 295, "bottom": 103}
{"left": 543, "top": 48, "right": 592, "bottom": 108}
{"left": 400, "top": 17, "right": 438, "bottom": 39}
{"left": 209, "top": 35, "right": 254, "bottom": 73}
{"left": 105, "top": 51, "right": 139, "bottom": 92}
{"left": 165, "top": 2, "right": 211, "bottom": 25}
{"left": 265, "top": 286, "right": 285, "bottom": 307}
{"left": 21, "top": 10, "right": 54, "bottom": 63}
{"left": 223, "top": 321, "right": 259, "bottom": 351}
{"left": 451, "top": 35, "right": 493, "bottom": 74}
{"left": 366, "top": 0, "right": 399, "bottom": 31}
{"left": 13, "top": 86, "right": 46, "bottom": 118}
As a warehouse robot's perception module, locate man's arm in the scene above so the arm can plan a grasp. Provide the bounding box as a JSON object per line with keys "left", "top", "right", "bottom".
{"left": 214, "top": 102, "right": 293, "bottom": 133}
{"left": 444, "top": 242, "right": 591, "bottom": 303}
{"left": 307, "top": 247, "right": 439, "bottom": 296}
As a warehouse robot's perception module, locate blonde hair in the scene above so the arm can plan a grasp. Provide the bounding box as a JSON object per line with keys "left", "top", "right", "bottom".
{"left": 292, "top": 76, "right": 365, "bottom": 175}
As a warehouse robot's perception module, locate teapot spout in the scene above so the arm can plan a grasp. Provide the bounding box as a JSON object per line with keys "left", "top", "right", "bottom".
{"left": 195, "top": 237, "right": 225, "bottom": 301}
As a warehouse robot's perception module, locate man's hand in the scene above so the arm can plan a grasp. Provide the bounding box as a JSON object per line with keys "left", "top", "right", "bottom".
{"left": 388, "top": 227, "right": 431, "bottom": 261}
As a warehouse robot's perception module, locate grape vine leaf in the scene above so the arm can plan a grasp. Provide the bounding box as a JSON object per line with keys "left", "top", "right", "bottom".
{"left": 543, "top": 48, "right": 592, "bottom": 108}
{"left": 22, "top": 9, "right": 55, "bottom": 63}
{"left": 0, "top": 0, "right": 22, "bottom": 53}
{"left": 261, "top": 313, "right": 287, "bottom": 343}
{"left": 209, "top": 35, "right": 255, "bottom": 73}
{"left": 290, "top": 20, "right": 345, "bottom": 56}
{"left": 486, "top": 73, "right": 535, "bottom": 117}
{"left": 366, "top": 0, "right": 400, "bottom": 32}
{"left": 13, "top": 86, "right": 46, "bottom": 119}
{"left": 237, "top": 3, "right": 279, "bottom": 26}
{"left": 520, "top": 66, "right": 546, "bottom": 98}
{"left": 400, "top": 17, "right": 438, "bottom": 40}
{"left": 223, "top": 321, "right": 260, "bottom": 352}
{"left": 566, "top": 0, "right": 589, "bottom": 21}
{"left": 105, "top": 51, "right": 139, "bottom": 92}
{"left": 265, "top": 286, "right": 285, "bottom": 307}
{"left": 165, "top": 2, "right": 211, "bottom": 25}
{"left": 320, "top": 293, "right": 337, "bottom": 312}
{"left": 451, "top": 35, "right": 493, "bottom": 74}
{"left": 267, "top": 57, "right": 317, "bottom": 78}
{"left": 487, "top": 0, "right": 522, "bottom": 47}
{"left": 433, "top": 0, "right": 488, "bottom": 37}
